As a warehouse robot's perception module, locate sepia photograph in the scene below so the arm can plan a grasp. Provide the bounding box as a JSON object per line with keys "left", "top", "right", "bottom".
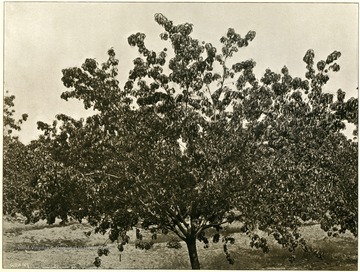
{"left": 3, "top": 1, "right": 358, "bottom": 270}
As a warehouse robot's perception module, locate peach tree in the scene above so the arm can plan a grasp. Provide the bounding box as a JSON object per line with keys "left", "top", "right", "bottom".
{"left": 16, "top": 14, "right": 357, "bottom": 269}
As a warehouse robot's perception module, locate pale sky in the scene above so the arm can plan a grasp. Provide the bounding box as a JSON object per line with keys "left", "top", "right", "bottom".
{"left": 4, "top": 2, "right": 359, "bottom": 144}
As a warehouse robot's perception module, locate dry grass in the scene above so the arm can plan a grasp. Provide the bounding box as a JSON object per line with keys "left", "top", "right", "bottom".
{"left": 2, "top": 216, "right": 358, "bottom": 270}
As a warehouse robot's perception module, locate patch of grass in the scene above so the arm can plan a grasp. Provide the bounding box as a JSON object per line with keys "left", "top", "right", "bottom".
{"left": 3, "top": 219, "right": 81, "bottom": 235}
{"left": 152, "top": 232, "right": 178, "bottom": 244}
{"left": 5, "top": 238, "right": 90, "bottom": 252}
{"left": 158, "top": 253, "right": 190, "bottom": 269}
{"left": 129, "top": 229, "right": 178, "bottom": 245}
{"left": 204, "top": 239, "right": 358, "bottom": 270}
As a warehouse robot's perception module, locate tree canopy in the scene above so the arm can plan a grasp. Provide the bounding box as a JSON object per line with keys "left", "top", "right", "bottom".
{"left": 4, "top": 14, "right": 358, "bottom": 269}
{"left": 3, "top": 92, "right": 32, "bottom": 217}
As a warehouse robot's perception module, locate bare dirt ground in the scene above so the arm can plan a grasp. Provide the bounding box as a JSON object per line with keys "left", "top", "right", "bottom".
{"left": 2, "top": 216, "right": 358, "bottom": 269}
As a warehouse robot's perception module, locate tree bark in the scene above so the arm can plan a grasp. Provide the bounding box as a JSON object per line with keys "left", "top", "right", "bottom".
{"left": 186, "top": 236, "right": 201, "bottom": 269}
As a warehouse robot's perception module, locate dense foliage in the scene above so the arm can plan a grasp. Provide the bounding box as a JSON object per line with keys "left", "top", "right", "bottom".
{"left": 3, "top": 92, "right": 31, "bottom": 216}
{"left": 3, "top": 14, "right": 357, "bottom": 269}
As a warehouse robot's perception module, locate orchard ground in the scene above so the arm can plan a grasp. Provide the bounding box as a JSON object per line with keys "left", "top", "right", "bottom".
{"left": 2, "top": 215, "right": 357, "bottom": 269}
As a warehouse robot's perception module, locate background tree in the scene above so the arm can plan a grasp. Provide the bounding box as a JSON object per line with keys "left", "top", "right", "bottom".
{"left": 3, "top": 91, "right": 28, "bottom": 137}
{"left": 3, "top": 92, "right": 31, "bottom": 216}
{"left": 10, "top": 14, "right": 357, "bottom": 269}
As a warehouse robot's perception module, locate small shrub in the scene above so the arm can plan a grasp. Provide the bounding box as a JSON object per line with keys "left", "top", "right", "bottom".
{"left": 135, "top": 240, "right": 154, "bottom": 250}
{"left": 167, "top": 239, "right": 182, "bottom": 249}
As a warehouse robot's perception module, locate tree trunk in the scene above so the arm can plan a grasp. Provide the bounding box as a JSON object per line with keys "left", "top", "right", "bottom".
{"left": 186, "top": 236, "right": 201, "bottom": 269}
